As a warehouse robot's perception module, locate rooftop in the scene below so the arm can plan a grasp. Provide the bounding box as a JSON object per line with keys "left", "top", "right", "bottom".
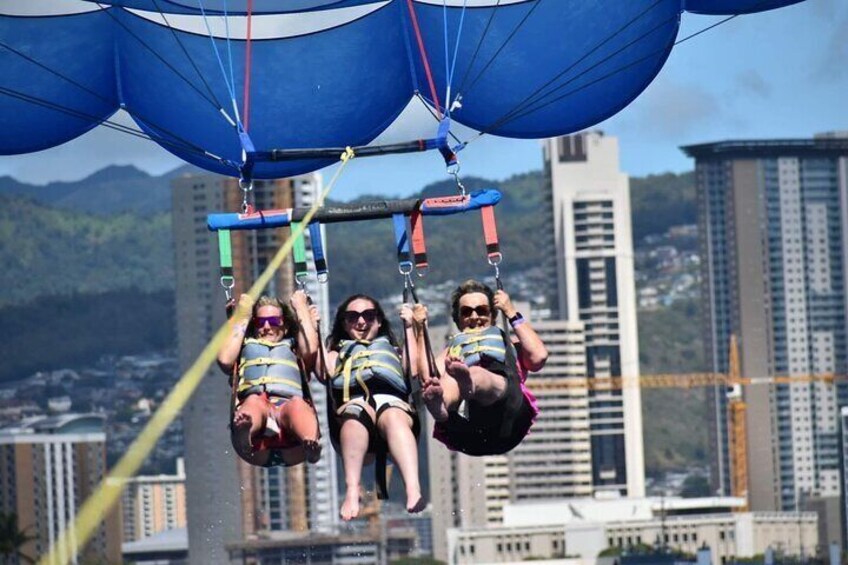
{"left": 681, "top": 133, "right": 848, "bottom": 159}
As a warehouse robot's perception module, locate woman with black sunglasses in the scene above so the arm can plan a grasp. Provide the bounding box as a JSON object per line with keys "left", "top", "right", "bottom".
{"left": 413, "top": 279, "right": 548, "bottom": 456}
{"left": 217, "top": 291, "right": 322, "bottom": 467}
{"left": 319, "top": 294, "right": 425, "bottom": 521}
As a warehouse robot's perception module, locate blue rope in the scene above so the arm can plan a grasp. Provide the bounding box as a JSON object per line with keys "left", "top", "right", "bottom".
{"left": 221, "top": 0, "right": 243, "bottom": 129}
{"left": 196, "top": 0, "right": 241, "bottom": 127}
{"left": 448, "top": 1, "right": 468, "bottom": 99}
{"left": 442, "top": 1, "right": 450, "bottom": 115}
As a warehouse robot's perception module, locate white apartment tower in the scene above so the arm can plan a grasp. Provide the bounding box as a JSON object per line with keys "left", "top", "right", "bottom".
{"left": 172, "top": 172, "right": 336, "bottom": 564}
{"left": 542, "top": 132, "right": 645, "bottom": 497}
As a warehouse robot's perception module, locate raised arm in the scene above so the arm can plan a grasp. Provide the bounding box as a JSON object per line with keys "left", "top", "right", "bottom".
{"left": 411, "top": 304, "right": 445, "bottom": 382}
{"left": 494, "top": 289, "right": 548, "bottom": 372}
{"left": 217, "top": 294, "right": 253, "bottom": 375}
{"left": 399, "top": 304, "right": 419, "bottom": 377}
{"left": 290, "top": 290, "right": 319, "bottom": 374}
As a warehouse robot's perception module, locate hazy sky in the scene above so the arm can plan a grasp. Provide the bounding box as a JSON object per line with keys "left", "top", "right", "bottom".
{"left": 0, "top": 0, "right": 844, "bottom": 199}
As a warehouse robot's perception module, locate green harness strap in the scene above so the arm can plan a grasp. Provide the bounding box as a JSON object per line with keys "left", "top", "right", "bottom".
{"left": 291, "top": 221, "right": 308, "bottom": 287}
{"left": 217, "top": 229, "right": 234, "bottom": 300}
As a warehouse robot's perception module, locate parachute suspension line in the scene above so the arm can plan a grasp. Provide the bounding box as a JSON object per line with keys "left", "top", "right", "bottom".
{"left": 455, "top": 0, "right": 502, "bottom": 97}
{"left": 474, "top": 0, "right": 669, "bottom": 137}
{"left": 444, "top": 0, "right": 469, "bottom": 115}
{"left": 406, "top": 0, "right": 443, "bottom": 117}
{"left": 480, "top": 21, "right": 679, "bottom": 132}
{"left": 473, "top": 6, "right": 739, "bottom": 139}
{"left": 94, "top": 4, "right": 229, "bottom": 120}
{"left": 36, "top": 148, "right": 353, "bottom": 565}
{"left": 0, "top": 39, "right": 222, "bottom": 157}
{"left": 242, "top": 0, "right": 255, "bottom": 132}
{"left": 196, "top": 0, "right": 242, "bottom": 127}
{"left": 221, "top": 0, "right": 243, "bottom": 129}
{"left": 459, "top": 0, "right": 541, "bottom": 101}
{"left": 413, "top": 93, "right": 465, "bottom": 147}
{"left": 0, "top": 85, "right": 233, "bottom": 168}
{"left": 674, "top": 14, "right": 738, "bottom": 46}
{"left": 149, "top": 0, "right": 232, "bottom": 122}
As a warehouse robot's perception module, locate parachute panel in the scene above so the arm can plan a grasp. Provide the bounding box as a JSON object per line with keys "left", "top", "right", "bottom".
{"left": 116, "top": 1, "right": 414, "bottom": 178}
{"left": 0, "top": 7, "right": 118, "bottom": 154}
{"left": 409, "top": 0, "right": 681, "bottom": 138}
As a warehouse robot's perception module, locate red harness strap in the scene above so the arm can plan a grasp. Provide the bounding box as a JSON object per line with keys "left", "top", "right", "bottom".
{"left": 480, "top": 205, "right": 501, "bottom": 263}
{"left": 410, "top": 208, "right": 428, "bottom": 272}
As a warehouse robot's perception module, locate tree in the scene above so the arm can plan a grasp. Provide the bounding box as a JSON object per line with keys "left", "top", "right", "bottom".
{"left": 0, "top": 512, "right": 36, "bottom": 564}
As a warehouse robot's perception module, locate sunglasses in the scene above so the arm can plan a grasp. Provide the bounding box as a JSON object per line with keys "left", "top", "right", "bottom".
{"left": 344, "top": 308, "right": 378, "bottom": 325}
{"left": 254, "top": 316, "right": 283, "bottom": 328}
{"left": 459, "top": 305, "right": 491, "bottom": 318}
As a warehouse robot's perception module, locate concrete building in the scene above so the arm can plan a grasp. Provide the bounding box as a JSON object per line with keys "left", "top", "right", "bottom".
{"left": 447, "top": 496, "right": 818, "bottom": 565}
{"left": 171, "top": 172, "right": 335, "bottom": 564}
{"left": 428, "top": 319, "right": 593, "bottom": 561}
{"left": 0, "top": 414, "right": 122, "bottom": 564}
{"left": 121, "top": 458, "right": 187, "bottom": 542}
{"left": 682, "top": 134, "right": 848, "bottom": 513}
{"left": 542, "top": 132, "right": 645, "bottom": 497}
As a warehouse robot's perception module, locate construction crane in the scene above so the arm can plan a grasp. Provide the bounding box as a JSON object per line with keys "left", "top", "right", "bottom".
{"left": 526, "top": 335, "right": 844, "bottom": 511}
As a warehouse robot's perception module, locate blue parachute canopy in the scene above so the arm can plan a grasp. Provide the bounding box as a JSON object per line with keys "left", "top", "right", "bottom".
{"left": 0, "top": 0, "right": 807, "bottom": 179}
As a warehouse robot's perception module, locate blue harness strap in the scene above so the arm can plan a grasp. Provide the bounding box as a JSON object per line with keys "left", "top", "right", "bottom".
{"left": 392, "top": 213, "right": 412, "bottom": 274}
{"left": 309, "top": 222, "right": 328, "bottom": 282}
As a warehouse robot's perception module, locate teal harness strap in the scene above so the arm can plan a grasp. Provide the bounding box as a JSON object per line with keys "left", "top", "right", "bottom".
{"left": 217, "top": 229, "right": 234, "bottom": 301}
{"left": 291, "top": 221, "right": 308, "bottom": 288}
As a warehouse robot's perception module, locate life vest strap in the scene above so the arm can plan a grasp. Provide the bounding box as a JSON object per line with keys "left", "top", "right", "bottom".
{"left": 237, "top": 376, "right": 303, "bottom": 394}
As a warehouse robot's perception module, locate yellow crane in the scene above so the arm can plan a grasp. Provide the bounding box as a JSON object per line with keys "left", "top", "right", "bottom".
{"left": 527, "top": 335, "right": 844, "bottom": 510}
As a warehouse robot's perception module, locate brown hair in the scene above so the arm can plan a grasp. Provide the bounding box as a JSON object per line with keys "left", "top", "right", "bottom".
{"left": 250, "top": 295, "right": 298, "bottom": 339}
{"left": 450, "top": 279, "right": 495, "bottom": 327}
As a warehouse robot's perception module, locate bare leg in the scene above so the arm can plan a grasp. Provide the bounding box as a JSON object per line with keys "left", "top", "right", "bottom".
{"left": 447, "top": 360, "right": 507, "bottom": 407}
{"left": 339, "top": 415, "right": 372, "bottom": 521}
{"left": 377, "top": 408, "right": 424, "bottom": 513}
{"left": 233, "top": 394, "right": 269, "bottom": 447}
{"left": 278, "top": 397, "right": 322, "bottom": 463}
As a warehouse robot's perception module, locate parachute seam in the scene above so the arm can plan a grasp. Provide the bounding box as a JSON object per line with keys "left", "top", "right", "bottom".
{"left": 0, "top": 39, "right": 224, "bottom": 160}
{"left": 455, "top": 0, "right": 502, "bottom": 96}
{"left": 0, "top": 85, "right": 233, "bottom": 167}
{"left": 458, "top": 0, "right": 540, "bottom": 101}
{"left": 148, "top": 0, "right": 231, "bottom": 123}
{"left": 94, "top": 4, "right": 228, "bottom": 118}
{"left": 482, "top": 11, "right": 740, "bottom": 133}
{"left": 481, "top": 0, "right": 670, "bottom": 134}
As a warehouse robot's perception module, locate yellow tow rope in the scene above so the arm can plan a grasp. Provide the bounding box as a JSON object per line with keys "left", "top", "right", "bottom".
{"left": 38, "top": 148, "right": 355, "bottom": 565}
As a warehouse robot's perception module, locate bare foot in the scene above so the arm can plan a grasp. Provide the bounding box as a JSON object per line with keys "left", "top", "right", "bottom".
{"left": 232, "top": 412, "right": 254, "bottom": 446}
{"left": 446, "top": 359, "right": 474, "bottom": 398}
{"left": 303, "top": 438, "right": 322, "bottom": 464}
{"left": 407, "top": 493, "right": 426, "bottom": 514}
{"left": 422, "top": 380, "right": 449, "bottom": 422}
{"left": 340, "top": 490, "right": 361, "bottom": 521}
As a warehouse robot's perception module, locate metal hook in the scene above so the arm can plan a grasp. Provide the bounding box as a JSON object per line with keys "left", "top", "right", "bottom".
{"left": 448, "top": 165, "right": 466, "bottom": 197}
{"left": 239, "top": 178, "right": 253, "bottom": 213}
{"left": 220, "top": 276, "right": 235, "bottom": 301}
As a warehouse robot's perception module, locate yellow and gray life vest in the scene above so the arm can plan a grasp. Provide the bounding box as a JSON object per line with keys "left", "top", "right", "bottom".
{"left": 237, "top": 338, "right": 303, "bottom": 400}
{"left": 448, "top": 325, "right": 515, "bottom": 367}
{"left": 331, "top": 337, "right": 407, "bottom": 403}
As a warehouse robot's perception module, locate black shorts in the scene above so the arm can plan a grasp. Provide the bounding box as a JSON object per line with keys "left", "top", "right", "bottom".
{"left": 434, "top": 357, "right": 535, "bottom": 456}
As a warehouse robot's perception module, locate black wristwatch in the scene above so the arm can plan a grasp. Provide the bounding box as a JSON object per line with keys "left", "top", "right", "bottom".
{"left": 508, "top": 312, "right": 525, "bottom": 326}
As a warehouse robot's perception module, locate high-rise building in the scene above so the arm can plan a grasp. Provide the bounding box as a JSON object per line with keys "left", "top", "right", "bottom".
{"left": 683, "top": 133, "right": 848, "bottom": 512}
{"left": 172, "top": 172, "right": 335, "bottom": 564}
{"left": 121, "top": 458, "right": 187, "bottom": 542}
{"left": 0, "top": 414, "right": 122, "bottom": 564}
{"left": 542, "top": 132, "right": 645, "bottom": 497}
{"left": 428, "top": 318, "right": 592, "bottom": 562}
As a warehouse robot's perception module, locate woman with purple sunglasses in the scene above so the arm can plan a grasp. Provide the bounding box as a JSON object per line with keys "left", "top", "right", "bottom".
{"left": 218, "top": 291, "right": 322, "bottom": 467}
{"left": 318, "top": 294, "right": 425, "bottom": 521}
